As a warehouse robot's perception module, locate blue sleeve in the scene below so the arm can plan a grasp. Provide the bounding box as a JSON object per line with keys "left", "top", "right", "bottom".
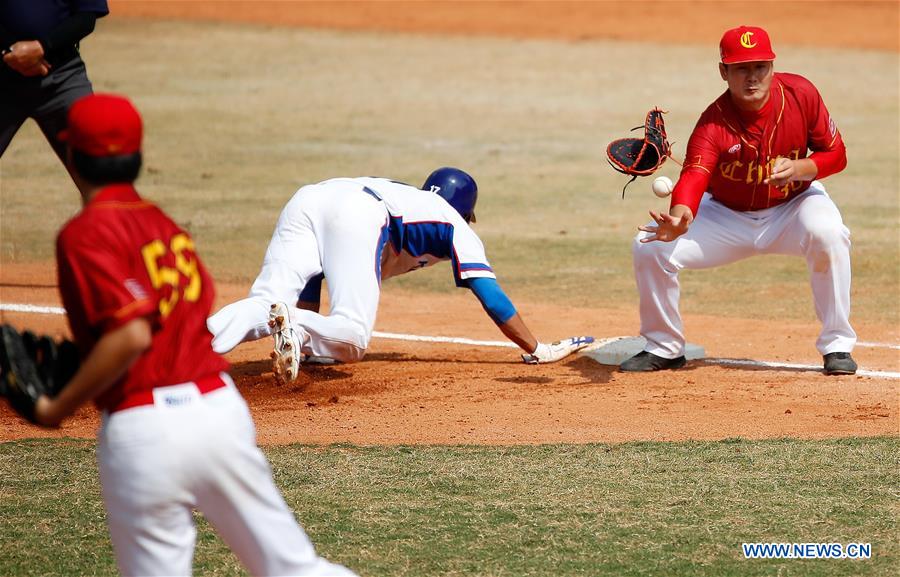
{"left": 467, "top": 277, "right": 517, "bottom": 324}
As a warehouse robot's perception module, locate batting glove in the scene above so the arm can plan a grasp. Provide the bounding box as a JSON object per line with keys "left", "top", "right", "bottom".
{"left": 522, "top": 336, "right": 595, "bottom": 364}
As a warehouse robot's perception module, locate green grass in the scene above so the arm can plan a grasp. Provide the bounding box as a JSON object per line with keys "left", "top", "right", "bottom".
{"left": 1, "top": 437, "right": 897, "bottom": 576}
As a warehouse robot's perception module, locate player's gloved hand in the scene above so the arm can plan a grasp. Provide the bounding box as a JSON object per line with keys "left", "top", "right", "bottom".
{"left": 0, "top": 325, "right": 79, "bottom": 426}
{"left": 1, "top": 325, "right": 52, "bottom": 424}
{"left": 522, "top": 336, "right": 595, "bottom": 364}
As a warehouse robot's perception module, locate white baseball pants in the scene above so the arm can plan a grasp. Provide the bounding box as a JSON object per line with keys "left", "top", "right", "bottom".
{"left": 98, "top": 374, "right": 356, "bottom": 576}
{"left": 208, "top": 182, "right": 387, "bottom": 362}
{"left": 632, "top": 182, "right": 856, "bottom": 358}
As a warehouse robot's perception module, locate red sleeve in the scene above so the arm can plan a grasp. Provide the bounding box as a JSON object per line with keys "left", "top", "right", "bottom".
{"left": 805, "top": 85, "right": 847, "bottom": 180}
{"left": 670, "top": 170, "right": 710, "bottom": 216}
{"left": 58, "top": 228, "right": 158, "bottom": 335}
{"left": 670, "top": 114, "right": 718, "bottom": 216}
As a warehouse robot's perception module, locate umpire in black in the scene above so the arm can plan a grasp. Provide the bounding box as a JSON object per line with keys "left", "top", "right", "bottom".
{"left": 1, "top": 0, "right": 108, "bottom": 168}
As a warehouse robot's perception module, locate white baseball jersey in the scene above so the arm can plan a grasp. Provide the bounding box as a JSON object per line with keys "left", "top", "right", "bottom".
{"left": 208, "top": 177, "right": 495, "bottom": 362}
{"left": 329, "top": 177, "right": 495, "bottom": 284}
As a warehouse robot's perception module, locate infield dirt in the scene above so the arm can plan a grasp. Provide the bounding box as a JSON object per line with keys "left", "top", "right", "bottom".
{"left": 1, "top": 2, "right": 897, "bottom": 444}
{"left": 1, "top": 261, "right": 896, "bottom": 445}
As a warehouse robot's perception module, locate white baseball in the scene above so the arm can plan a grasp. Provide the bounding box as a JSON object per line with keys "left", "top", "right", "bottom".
{"left": 652, "top": 176, "right": 673, "bottom": 198}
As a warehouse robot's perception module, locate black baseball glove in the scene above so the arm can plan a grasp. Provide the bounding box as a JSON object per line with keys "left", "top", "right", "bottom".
{"left": 0, "top": 325, "right": 79, "bottom": 424}
{"left": 607, "top": 107, "right": 673, "bottom": 197}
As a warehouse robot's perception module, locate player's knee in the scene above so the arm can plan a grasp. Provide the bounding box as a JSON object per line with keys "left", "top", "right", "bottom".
{"left": 328, "top": 325, "right": 370, "bottom": 364}
{"left": 333, "top": 345, "right": 367, "bottom": 364}
{"left": 804, "top": 224, "right": 850, "bottom": 273}
{"left": 806, "top": 222, "right": 850, "bottom": 254}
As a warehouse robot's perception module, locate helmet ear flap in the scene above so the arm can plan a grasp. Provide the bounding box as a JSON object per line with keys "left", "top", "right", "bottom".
{"left": 423, "top": 167, "right": 478, "bottom": 223}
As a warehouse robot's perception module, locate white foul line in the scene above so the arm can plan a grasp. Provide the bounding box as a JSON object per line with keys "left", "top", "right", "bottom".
{"left": 858, "top": 341, "right": 900, "bottom": 350}
{"left": 372, "top": 330, "right": 517, "bottom": 348}
{"left": 1, "top": 303, "right": 66, "bottom": 315}
{"left": 2, "top": 302, "right": 899, "bottom": 379}
{"left": 703, "top": 358, "right": 900, "bottom": 379}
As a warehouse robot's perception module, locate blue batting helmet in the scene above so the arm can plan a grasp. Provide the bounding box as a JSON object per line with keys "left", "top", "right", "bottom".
{"left": 423, "top": 167, "right": 478, "bottom": 223}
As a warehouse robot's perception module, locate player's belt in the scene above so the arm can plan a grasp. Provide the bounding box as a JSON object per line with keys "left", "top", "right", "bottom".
{"left": 109, "top": 372, "right": 230, "bottom": 413}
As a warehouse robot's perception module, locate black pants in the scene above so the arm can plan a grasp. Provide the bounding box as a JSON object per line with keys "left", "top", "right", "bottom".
{"left": 0, "top": 55, "right": 94, "bottom": 162}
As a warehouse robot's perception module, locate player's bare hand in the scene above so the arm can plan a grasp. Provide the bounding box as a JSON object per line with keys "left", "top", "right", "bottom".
{"left": 638, "top": 210, "right": 692, "bottom": 243}
{"left": 19, "top": 61, "right": 51, "bottom": 77}
{"left": 3, "top": 41, "right": 51, "bottom": 77}
{"left": 764, "top": 156, "right": 795, "bottom": 187}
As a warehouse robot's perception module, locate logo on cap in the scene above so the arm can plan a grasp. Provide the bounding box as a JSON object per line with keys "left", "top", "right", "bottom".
{"left": 740, "top": 31, "right": 757, "bottom": 49}
{"left": 719, "top": 25, "right": 776, "bottom": 64}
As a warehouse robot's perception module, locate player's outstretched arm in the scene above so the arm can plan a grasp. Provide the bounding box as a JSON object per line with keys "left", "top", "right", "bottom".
{"left": 34, "top": 317, "right": 152, "bottom": 427}
{"left": 495, "top": 313, "right": 539, "bottom": 354}
{"left": 499, "top": 314, "right": 595, "bottom": 364}
{"left": 467, "top": 277, "right": 593, "bottom": 364}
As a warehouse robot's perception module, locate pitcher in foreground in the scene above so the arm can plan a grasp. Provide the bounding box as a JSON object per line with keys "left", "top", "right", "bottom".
{"left": 11, "top": 93, "right": 356, "bottom": 576}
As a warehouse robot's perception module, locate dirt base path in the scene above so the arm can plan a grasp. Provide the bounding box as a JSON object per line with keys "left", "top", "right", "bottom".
{"left": 109, "top": 1, "right": 898, "bottom": 52}
{"left": 1, "top": 263, "right": 896, "bottom": 444}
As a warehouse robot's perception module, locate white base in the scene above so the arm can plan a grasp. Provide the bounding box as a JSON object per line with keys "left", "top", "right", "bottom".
{"left": 581, "top": 336, "right": 705, "bottom": 366}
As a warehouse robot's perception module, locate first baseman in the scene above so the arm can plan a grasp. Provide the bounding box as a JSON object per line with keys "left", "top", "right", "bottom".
{"left": 208, "top": 169, "right": 593, "bottom": 379}
{"left": 621, "top": 26, "right": 856, "bottom": 375}
{"left": 30, "top": 94, "right": 356, "bottom": 576}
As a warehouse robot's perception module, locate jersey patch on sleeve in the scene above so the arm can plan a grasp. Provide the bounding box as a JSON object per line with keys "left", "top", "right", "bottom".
{"left": 458, "top": 263, "right": 493, "bottom": 273}
{"left": 124, "top": 278, "right": 149, "bottom": 301}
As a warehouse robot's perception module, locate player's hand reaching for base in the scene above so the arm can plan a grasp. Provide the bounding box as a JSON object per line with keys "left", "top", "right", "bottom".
{"left": 522, "top": 336, "right": 595, "bottom": 364}
{"left": 639, "top": 206, "right": 693, "bottom": 243}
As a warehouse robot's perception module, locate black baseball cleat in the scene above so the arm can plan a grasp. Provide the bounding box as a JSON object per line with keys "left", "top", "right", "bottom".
{"left": 619, "top": 351, "right": 686, "bottom": 372}
{"left": 823, "top": 352, "right": 857, "bottom": 375}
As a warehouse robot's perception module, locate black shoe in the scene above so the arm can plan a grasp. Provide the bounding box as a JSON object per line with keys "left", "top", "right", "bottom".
{"left": 619, "top": 351, "right": 686, "bottom": 372}
{"left": 823, "top": 352, "right": 857, "bottom": 375}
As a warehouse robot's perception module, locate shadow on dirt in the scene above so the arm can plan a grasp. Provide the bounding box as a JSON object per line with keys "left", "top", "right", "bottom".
{"left": 568, "top": 357, "right": 617, "bottom": 384}
{"left": 494, "top": 376, "right": 555, "bottom": 385}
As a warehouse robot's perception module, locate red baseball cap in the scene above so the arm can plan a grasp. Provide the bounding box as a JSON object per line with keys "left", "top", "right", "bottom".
{"left": 719, "top": 25, "right": 776, "bottom": 64}
{"left": 58, "top": 93, "right": 142, "bottom": 157}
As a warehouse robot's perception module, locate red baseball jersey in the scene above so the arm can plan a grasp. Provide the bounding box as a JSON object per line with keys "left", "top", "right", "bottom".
{"left": 671, "top": 72, "right": 847, "bottom": 215}
{"left": 56, "top": 184, "right": 229, "bottom": 411}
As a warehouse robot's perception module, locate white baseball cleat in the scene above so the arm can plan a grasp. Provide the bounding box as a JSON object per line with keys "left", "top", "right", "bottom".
{"left": 268, "top": 302, "right": 301, "bottom": 383}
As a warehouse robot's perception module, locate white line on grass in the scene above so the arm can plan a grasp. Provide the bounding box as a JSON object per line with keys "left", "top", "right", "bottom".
{"left": 2, "top": 302, "right": 898, "bottom": 379}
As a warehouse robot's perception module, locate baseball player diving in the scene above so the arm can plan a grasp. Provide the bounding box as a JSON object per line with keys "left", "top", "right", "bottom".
{"left": 620, "top": 25, "right": 857, "bottom": 375}
{"left": 208, "top": 168, "right": 593, "bottom": 380}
